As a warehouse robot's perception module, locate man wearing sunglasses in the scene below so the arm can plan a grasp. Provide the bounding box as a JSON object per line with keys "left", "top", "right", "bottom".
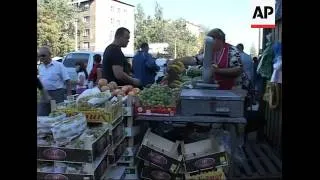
{"left": 38, "top": 46, "right": 71, "bottom": 105}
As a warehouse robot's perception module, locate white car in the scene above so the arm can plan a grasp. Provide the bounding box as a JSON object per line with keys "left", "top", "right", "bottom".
{"left": 63, "top": 51, "right": 133, "bottom": 83}
{"left": 63, "top": 51, "right": 102, "bottom": 82}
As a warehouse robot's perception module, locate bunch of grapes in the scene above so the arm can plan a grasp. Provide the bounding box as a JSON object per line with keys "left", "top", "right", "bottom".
{"left": 139, "top": 84, "right": 178, "bottom": 107}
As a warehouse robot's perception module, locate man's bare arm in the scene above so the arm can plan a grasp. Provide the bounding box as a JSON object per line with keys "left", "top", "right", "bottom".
{"left": 112, "top": 65, "right": 140, "bottom": 86}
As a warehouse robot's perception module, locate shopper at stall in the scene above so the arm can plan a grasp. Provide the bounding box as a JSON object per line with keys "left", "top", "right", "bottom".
{"left": 236, "top": 43, "right": 253, "bottom": 81}
{"left": 38, "top": 46, "right": 72, "bottom": 103}
{"left": 102, "top": 27, "right": 140, "bottom": 87}
{"left": 75, "top": 61, "right": 88, "bottom": 94}
{"left": 88, "top": 54, "right": 103, "bottom": 87}
{"left": 132, "top": 42, "right": 160, "bottom": 87}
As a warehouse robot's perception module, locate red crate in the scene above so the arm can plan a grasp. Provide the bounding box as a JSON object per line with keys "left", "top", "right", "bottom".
{"left": 135, "top": 105, "right": 177, "bottom": 116}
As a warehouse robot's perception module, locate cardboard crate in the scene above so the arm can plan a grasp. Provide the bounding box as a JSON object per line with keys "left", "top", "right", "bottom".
{"left": 108, "top": 137, "right": 128, "bottom": 165}
{"left": 184, "top": 168, "right": 226, "bottom": 180}
{"left": 81, "top": 99, "right": 123, "bottom": 123}
{"left": 181, "top": 138, "right": 229, "bottom": 173}
{"left": 116, "top": 146, "right": 138, "bottom": 167}
{"left": 37, "top": 126, "right": 110, "bottom": 163}
{"left": 141, "top": 166, "right": 184, "bottom": 180}
{"left": 137, "top": 129, "right": 183, "bottom": 174}
{"left": 109, "top": 117, "right": 126, "bottom": 149}
{"left": 37, "top": 148, "right": 109, "bottom": 180}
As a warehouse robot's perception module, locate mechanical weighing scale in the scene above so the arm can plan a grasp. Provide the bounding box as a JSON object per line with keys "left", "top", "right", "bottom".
{"left": 180, "top": 36, "right": 245, "bottom": 117}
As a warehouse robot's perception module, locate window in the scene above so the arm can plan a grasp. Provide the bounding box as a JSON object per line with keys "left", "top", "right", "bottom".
{"left": 110, "top": 6, "right": 114, "bottom": 12}
{"left": 110, "top": 18, "right": 114, "bottom": 24}
{"left": 82, "top": 42, "right": 90, "bottom": 49}
{"left": 81, "top": 2, "right": 90, "bottom": 11}
{"left": 83, "top": 16, "right": 90, "bottom": 23}
{"left": 83, "top": 29, "right": 90, "bottom": 37}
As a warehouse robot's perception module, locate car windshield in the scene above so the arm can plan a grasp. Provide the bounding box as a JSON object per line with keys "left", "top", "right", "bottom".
{"left": 63, "top": 53, "right": 90, "bottom": 68}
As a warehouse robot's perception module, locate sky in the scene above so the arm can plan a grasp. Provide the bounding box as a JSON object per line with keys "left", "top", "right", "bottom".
{"left": 124, "top": 0, "right": 261, "bottom": 55}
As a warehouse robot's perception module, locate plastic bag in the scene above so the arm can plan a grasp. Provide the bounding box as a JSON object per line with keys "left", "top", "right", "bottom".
{"left": 51, "top": 113, "right": 87, "bottom": 146}
{"left": 76, "top": 87, "right": 101, "bottom": 104}
{"left": 37, "top": 127, "right": 52, "bottom": 138}
{"left": 257, "top": 33, "right": 274, "bottom": 80}
{"left": 210, "top": 129, "right": 231, "bottom": 154}
{"left": 270, "top": 42, "right": 282, "bottom": 84}
{"left": 87, "top": 93, "right": 111, "bottom": 107}
{"left": 37, "top": 112, "right": 66, "bottom": 128}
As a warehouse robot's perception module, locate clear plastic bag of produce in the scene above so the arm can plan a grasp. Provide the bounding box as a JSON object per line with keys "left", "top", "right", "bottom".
{"left": 37, "top": 127, "right": 52, "bottom": 138}
{"left": 87, "top": 92, "right": 112, "bottom": 107}
{"left": 77, "top": 90, "right": 112, "bottom": 109}
{"left": 76, "top": 87, "right": 101, "bottom": 103}
{"left": 37, "top": 112, "right": 66, "bottom": 128}
{"left": 51, "top": 113, "right": 87, "bottom": 146}
{"left": 210, "top": 128, "right": 231, "bottom": 154}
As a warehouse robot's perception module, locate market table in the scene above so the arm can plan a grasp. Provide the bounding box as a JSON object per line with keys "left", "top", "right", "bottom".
{"left": 135, "top": 114, "right": 247, "bottom": 177}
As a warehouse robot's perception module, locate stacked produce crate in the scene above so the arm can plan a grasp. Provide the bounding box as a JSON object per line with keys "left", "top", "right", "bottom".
{"left": 37, "top": 121, "right": 111, "bottom": 180}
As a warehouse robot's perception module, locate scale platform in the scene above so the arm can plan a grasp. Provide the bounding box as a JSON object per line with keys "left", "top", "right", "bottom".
{"left": 180, "top": 88, "right": 245, "bottom": 117}
{"left": 191, "top": 80, "right": 219, "bottom": 90}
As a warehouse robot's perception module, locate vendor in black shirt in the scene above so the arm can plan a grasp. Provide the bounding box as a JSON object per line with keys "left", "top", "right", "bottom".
{"left": 102, "top": 27, "right": 140, "bottom": 87}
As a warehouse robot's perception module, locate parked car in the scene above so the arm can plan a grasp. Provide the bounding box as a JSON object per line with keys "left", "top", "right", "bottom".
{"left": 63, "top": 51, "right": 101, "bottom": 82}
{"left": 63, "top": 50, "right": 133, "bottom": 84}
{"left": 52, "top": 56, "right": 63, "bottom": 62}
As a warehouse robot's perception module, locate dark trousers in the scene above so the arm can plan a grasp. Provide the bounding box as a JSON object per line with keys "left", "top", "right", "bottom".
{"left": 37, "top": 89, "right": 66, "bottom": 116}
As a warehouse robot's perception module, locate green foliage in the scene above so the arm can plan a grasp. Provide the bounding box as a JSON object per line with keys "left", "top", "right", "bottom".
{"left": 134, "top": 2, "right": 203, "bottom": 58}
{"left": 37, "top": 0, "right": 82, "bottom": 56}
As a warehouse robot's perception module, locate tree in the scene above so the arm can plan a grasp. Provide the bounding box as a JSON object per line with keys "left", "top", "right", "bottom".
{"left": 134, "top": 4, "right": 148, "bottom": 50}
{"left": 133, "top": 2, "right": 200, "bottom": 58}
{"left": 37, "top": 0, "right": 82, "bottom": 56}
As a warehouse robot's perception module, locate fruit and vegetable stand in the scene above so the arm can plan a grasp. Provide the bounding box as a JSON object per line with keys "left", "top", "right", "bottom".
{"left": 134, "top": 92, "right": 246, "bottom": 179}
{"left": 37, "top": 80, "right": 143, "bottom": 180}
{"left": 37, "top": 66, "right": 282, "bottom": 179}
{"left": 131, "top": 61, "right": 281, "bottom": 179}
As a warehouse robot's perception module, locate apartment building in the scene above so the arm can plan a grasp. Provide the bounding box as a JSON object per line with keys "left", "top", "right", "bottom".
{"left": 185, "top": 21, "right": 204, "bottom": 38}
{"left": 71, "top": 0, "right": 134, "bottom": 55}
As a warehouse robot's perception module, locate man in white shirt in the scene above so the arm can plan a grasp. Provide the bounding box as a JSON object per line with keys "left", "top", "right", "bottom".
{"left": 38, "top": 46, "right": 71, "bottom": 104}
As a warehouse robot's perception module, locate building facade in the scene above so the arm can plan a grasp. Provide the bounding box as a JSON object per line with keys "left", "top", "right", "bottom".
{"left": 71, "top": 0, "right": 134, "bottom": 55}
{"left": 185, "top": 21, "right": 204, "bottom": 38}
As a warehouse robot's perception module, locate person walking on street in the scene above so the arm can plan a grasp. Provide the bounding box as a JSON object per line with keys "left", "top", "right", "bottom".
{"left": 38, "top": 46, "right": 72, "bottom": 104}
{"left": 102, "top": 27, "right": 140, "bottom": 87}
{"left": 132, "top": 43, "right": 160, "bottom": 87}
